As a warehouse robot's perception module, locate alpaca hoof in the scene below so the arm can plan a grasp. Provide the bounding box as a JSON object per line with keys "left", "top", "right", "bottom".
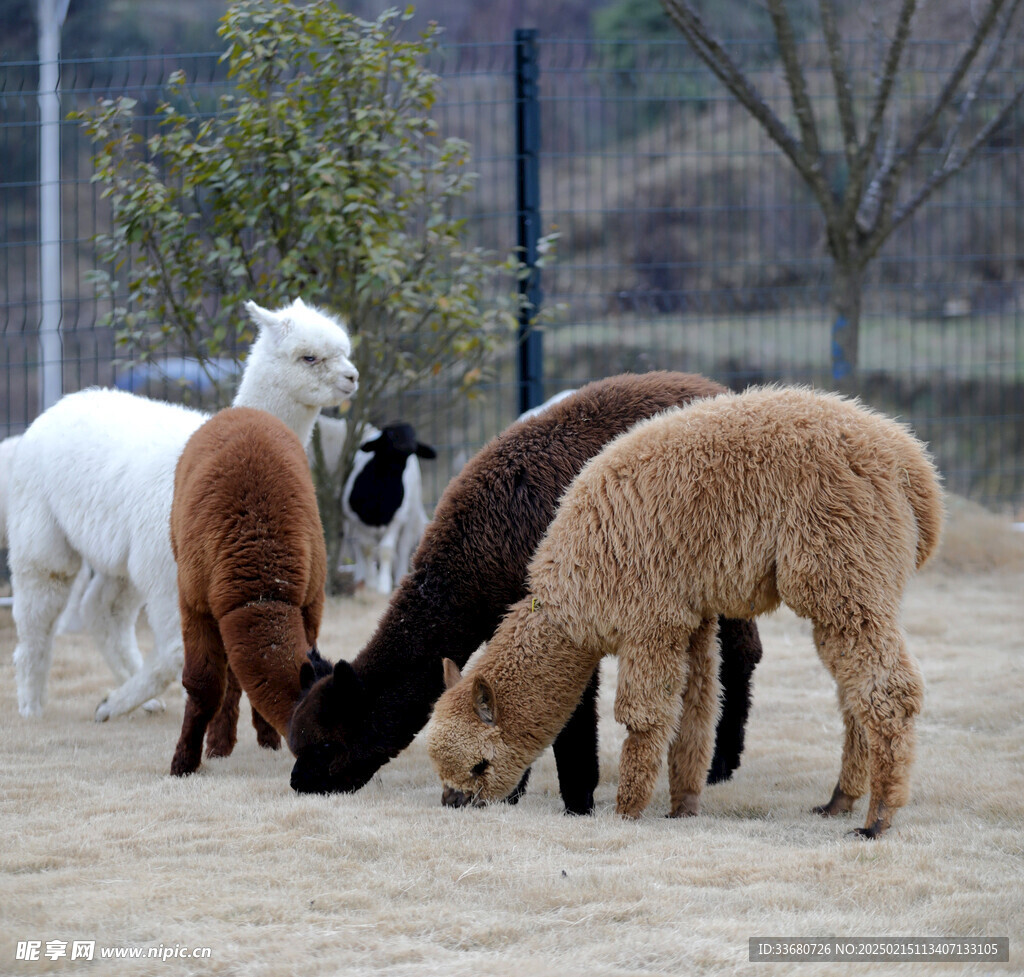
{"left": 170, "top": 756, "right": 199, "bottom": 777}
{"left": 812, "top": 783, "right": 857, "bottom": 817}
{"left": 94, "top": 699, "right": 112, "bottom": 722}
{"left": 668, "top": 792, "right": 701, "bottom": 818}
{"left": 563, "top": 791, "right": 595, "bottom": 817}
{"left": 142, "top": 698, "right": 165, "bottom": 714}
{"left": 706, "top": 752, "right": 738, "bottom": 785}
{"left": 615, "top": 800, "right": 644, "bottom": 820}
{"left": 849, "top": 821, "right": 887, "bottom": 840}
{"left": 256, "top": 729, "right": 282, "bottom": 751}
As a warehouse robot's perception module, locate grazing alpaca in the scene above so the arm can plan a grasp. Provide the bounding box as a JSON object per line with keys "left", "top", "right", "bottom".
{"left": 170, "top": 407, "right": 330, "bottom": 776}
{"left": 343, "top": 423, "right": 437, "bottom": 594}
{"left": 428, "top": 386, "right": 943, "bottom": 838}
{"left": 9, "top": 298, "right": 357, "bottom": 721}
{"left": 288, "top": 372, "right": 764, "bottom": 813}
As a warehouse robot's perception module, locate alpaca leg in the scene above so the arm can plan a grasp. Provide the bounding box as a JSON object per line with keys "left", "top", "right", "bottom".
{"left": 11, "top": 549, "right": 81, "bottom": 718}
{"left": 54, "top": 562, "right": 93, "bottom": 635}
{"left": 811, "top": 624, "right": 872, "bottom": 818}
{"left": 552, "top": 667, "right": 601, "bottom": 815}
{"left": 668, "top": 618, "right": 721, "bottom": 818}
{"left": 812, "top": 683, "right": 870, "bottom": 818}
{"left": 251, "top": 707, "right": 281, "bottom": 750}
{"left": 205, "top": 666, "right": 242, "bottom": 759}
{"left": 171, "top": 611, "right": 227, "bottom": 776}
{"left": 614, "top": 631, "right": 691, "bottom": 819}
{"left": 816, "top": 624, "right": 924, "bottom": 837}
{"left": 81, "top": 574, "right": 145, "bottom": 684}
{"left": 95, "top": 591, "right": 183, "bottom": 721}
{"left": 707, "top": 616, "right": 763, "bottom": 784}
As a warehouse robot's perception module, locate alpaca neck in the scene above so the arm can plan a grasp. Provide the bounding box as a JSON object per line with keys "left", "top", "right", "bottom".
{"left": 490, "top": 600, "right": 600, "bottom": 758}
{"left": 233, "top": 364, "right": 319, "bottom": 447}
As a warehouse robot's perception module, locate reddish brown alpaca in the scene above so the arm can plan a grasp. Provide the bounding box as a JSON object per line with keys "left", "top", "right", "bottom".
{"left": 170, "top": 407, "right": 328, "bottom": 776}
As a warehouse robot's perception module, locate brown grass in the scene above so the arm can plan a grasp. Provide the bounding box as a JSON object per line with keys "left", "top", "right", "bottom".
{"left": 1, "top": 502, "right": 1022, "bottom": 976}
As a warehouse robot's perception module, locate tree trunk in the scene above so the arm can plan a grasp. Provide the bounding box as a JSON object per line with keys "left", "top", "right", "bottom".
{"left": 310, "top": 424, "right": 350, "bottom": 597}
{"left": 829, "top": 259, "right": 864, "bottom": 393}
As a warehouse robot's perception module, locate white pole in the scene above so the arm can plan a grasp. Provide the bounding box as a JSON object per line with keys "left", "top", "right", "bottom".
{"left": 36, "top": 0, "right": 71, "bottom": 412}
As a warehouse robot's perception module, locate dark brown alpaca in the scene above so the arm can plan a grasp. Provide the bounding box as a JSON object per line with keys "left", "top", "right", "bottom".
{"left": 170, "top": 407, "right": 330, "bottom": 777}
{"left": 288, "top": 371, "right": 765, "bottom": 810}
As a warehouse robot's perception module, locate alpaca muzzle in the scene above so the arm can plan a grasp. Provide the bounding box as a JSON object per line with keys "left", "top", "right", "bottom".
{"left": 441, "top": 784, "right": 486, "bottom": 809}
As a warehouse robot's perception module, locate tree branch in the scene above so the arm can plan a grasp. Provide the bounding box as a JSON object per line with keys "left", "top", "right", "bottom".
{"left": 819, "top": 0, "right": 858, "bottom": 165}
{"left": 867, "top": 0, "right": 1011, "bottom": 224}
{"left": 842, "top": 0, "right": 918, "bottom": 232}
{"left": 659, "top": 0, "right": 822, "bottom": 194}
{"left": 856, "top": 84, "right": 900, "bottom": 234}
{"left": 764, "top": 0, "right": 838, "bottom": 230}
{"left": 866, "top": 78, "right": 1024, "bottom": 260}
{"left": 939, "top": 0, "right": 1023, "bottom": 167}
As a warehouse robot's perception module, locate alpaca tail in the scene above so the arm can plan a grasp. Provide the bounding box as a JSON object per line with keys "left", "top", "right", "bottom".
{"left": 900, "top": 441, "right": 945, "bottom": 570}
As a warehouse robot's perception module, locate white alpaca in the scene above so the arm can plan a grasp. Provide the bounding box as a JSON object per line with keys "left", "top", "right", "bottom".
{"left": 0, "top": 434, "right": 21, "bottom": 550}
{"left": 4, "top": 435, "right": 111, "bottom": 637}
{"left": 9, "top": 298, "right": 358, "bottom": 720}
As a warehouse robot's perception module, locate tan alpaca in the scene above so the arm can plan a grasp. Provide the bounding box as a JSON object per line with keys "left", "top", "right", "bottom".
{"left": 428, "top": 386, "right": 944, "bottom": 838}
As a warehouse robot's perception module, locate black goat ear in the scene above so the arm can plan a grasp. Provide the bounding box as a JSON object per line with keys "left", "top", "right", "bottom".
{"left": 299, "top": 661, "right": 317, "bottom": 692}
{"left": 360, "top": 434, "right": 384, "bottom": 452}
{"left": 416, "top": 442, "right": 437, "bottom": 460}
{"left": 331, "top": 659, "right": 363, "bottom": 704}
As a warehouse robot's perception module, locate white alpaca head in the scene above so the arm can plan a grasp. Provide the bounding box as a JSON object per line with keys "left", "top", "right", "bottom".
{"left": 243, "top": 297, "right": 358, "bottom": 405}
{"left": 235, "top": 298, "right": 359, "bottom": 444}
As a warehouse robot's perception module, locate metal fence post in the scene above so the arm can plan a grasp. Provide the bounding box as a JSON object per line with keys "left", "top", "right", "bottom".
{"left": 36, "top": 0, "right": 71, "bottom": 413}
{"left": 515, "top": 28, "right": 543, "bottom": 415}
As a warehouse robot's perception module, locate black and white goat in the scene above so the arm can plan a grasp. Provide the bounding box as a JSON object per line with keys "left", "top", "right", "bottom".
{"left": 342, "top": 423, "right": 436, "bottom": 593}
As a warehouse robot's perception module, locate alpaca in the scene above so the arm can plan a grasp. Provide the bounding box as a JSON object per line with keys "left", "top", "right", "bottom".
{"left": 9, "top": 297, "right": 357, "bottom": 721}
{"left": 428, "top": 386, "right": 943, "bottom": 838}
{"left": 343, "top": 423, "right": 437, "bottom": 594}
{"left": 0, "top": 434, "right": 20, "bottom": 549}
{"left": 288, "top": 372, "right": 764, "bottom": 813}
{"left": 170, "top": 407, "right": 331, "bottom": 776}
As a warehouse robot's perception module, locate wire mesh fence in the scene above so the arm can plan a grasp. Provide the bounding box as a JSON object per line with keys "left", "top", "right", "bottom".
{"left": 2, "top": 37, "right": 1022, "bottom": 513}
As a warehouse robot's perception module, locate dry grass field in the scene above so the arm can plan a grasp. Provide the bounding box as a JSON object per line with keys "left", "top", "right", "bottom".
{"left": 1, "top": 498, "right": 1021, "bottom": 977}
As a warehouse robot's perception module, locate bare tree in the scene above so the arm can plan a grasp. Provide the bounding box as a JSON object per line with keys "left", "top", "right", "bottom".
{"left": 661, "top": 0, "right": 1024, "bottom": 387}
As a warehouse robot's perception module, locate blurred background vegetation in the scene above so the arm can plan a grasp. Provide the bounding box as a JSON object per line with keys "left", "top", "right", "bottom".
{"left": 2, "top": 0, "right": 1022, "bottom": 515}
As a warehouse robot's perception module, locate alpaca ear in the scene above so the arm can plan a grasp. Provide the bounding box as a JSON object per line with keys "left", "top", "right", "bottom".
{"left": 245, "top": 299, "right": 290, "bottom": 342}
{"left": 416, "top": 442, "right": 437, "bottom": 460}
{"left": 244, "top": 300, "right": 275, "bottom": 331}
{"left": 299, "top": 661, "right": 317, "bottom": 692}
{"left": 306, "top": 646, "right": 333, "bottom": 681}
{"left": 331, "top": 659, "right": 363, "bottom": 705}
{"left": 472, "top": 675, "right": 496, "bottom": 727}
{"left": 442, "top": 658, "right": 462, "bottom": 690}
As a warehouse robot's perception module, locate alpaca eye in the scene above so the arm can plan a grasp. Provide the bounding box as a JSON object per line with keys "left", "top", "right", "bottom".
{"left": 471, "top": 759, "right": 490, "bottom": 777}
{"left": 301, "top": 355, "right": 318, "bottom": 364}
